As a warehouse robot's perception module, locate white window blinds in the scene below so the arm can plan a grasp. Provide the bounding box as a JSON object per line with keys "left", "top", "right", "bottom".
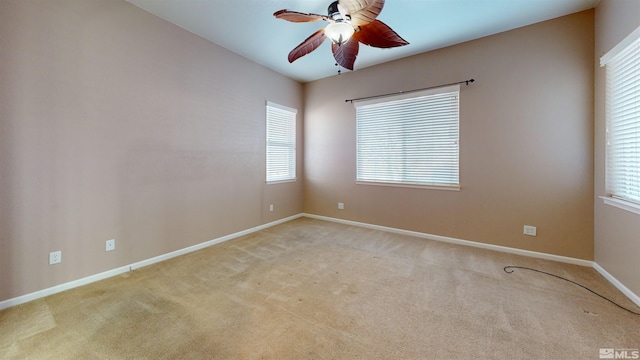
{"left": 355, "top": 85, "right": 460, "bottom": 189}
{"left": 601, "top": 26, "right": 640, "bottom": 205}
{"left": 266, "top": 102, "right": 297, "bottom": 183}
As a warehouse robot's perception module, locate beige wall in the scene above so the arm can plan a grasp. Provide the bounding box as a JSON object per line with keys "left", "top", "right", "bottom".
{"left": 304, "top": 11, "right": 595, "bottom": 260}
{"left": 0, "top": 0, "right": 303, "bottom": 302}
{"left": 3, "top": 1, "right": 624, "bottom": 305}
{"left": 594, "top": 0, "right": 640, "bottom": 296}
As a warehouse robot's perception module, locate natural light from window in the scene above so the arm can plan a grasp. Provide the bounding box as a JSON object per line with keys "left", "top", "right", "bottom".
{"left": 266, "top": 102, "right": 297, "bottom": 183}
{"left": 600, "top": 25, "right": 640, "bottom": 215}
{"left": 355, "top": 85, "right": 460, "bottom": 190}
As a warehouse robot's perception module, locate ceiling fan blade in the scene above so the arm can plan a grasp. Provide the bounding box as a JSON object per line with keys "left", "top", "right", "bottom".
{"left": 274, "top": 9, "right": 329, "bottom": 22}
{"left": 332, "top": 40, "right": 359, "bottom": 70}
{"left": 338, "top": 0, "right": 384, "bottom": 26}
{"left": 288, "top": 29, "right": 327, "bottom": 63}
{"left": 354, "top": 19, "right": 409, "bottom": 48}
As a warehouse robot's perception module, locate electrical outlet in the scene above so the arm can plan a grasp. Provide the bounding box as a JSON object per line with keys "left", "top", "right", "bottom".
{"left": 338, "top": 202, "right": 344, "bottom": 210}
{"left": 523, "top": 225, "right": 537, "bottom": 237}
{"left": 269, "top": 204, "right": 274, "bottom": 212}
{"left": 49, "top": 251, "right": 62, "bottom": 265}
{"left": 106, "top": 239, "right": 115, "bottom": 252}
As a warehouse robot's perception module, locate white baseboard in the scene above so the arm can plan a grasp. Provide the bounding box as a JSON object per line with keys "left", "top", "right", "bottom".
{"left": 0, "top": 214, "right": 303, "bottom": 311}
{"left": 302, "top": 213, "right": 640, "bottom": 307}
{"left": 3, "top": 212, "right": 638, "bottom": 312}
{"left": 302, "top": 213, "right": 593, "bottom": 267}
{"left": 593, "top": 262, "right": 640, "bottom": 308}
{"left": 0, "top": 265, "right": 131, "bottom": 311}
{"left": 130, "top": 213, "right": 303, "bottom": 271}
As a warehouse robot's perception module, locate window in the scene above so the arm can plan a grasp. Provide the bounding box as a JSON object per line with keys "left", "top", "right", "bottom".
{"left": 355, "top": 84, "right": 460, "bottom": 189}
{"left": 266, "top": 101, "right": 297, "bottom": 183}
{"left": 601, "top": 26, "right": 640, "bottom": 213}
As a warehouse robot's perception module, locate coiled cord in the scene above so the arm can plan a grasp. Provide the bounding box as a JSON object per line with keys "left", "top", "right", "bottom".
{"left": 503, "top": 265, "right": 640, "bottom": 316}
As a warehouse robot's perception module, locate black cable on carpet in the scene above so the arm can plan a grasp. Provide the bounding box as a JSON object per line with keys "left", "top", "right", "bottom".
{"left": 503, "top": 265, "right": 640, "bottom": 316}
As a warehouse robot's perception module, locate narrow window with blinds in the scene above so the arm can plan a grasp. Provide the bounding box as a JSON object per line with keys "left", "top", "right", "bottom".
{"left": 355, "top": 84, "right": 460, "bottom": 189}
{"left": 266, "top": 102, "right": 297, "bottom": 183}
{"left": 600, "top": 26, "right": 640, "bottom": 213}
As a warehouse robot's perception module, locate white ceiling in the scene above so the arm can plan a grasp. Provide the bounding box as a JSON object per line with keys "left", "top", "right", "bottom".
{"left": 127, "top": 0, "right": 599, "bottom": 83}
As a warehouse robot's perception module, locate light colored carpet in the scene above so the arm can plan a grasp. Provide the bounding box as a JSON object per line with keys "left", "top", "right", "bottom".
{"left": 1, "top": 217, "right": 638, "bottom": 359}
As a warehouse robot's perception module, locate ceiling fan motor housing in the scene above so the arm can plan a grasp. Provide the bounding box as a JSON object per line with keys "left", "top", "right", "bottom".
{"left": 327, "top": 1, "right": 350, "bottom": 22}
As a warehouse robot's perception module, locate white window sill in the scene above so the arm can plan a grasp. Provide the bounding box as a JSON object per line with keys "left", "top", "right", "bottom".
{"left": 600, "top": 196, "right": 640, "bottom": 215}
{"left": 266, "top": 179, "right": 297, "bottom": 185}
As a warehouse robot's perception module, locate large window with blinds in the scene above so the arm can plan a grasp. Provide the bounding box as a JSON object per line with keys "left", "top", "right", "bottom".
{"left": 355, "top": 85, "right": 460, "bottom": 189}
{"left": 601, "top": 26, "right": 640, "bottom": 213}
{"left": 266, "top": 101, "right": 297, "bottom": 183}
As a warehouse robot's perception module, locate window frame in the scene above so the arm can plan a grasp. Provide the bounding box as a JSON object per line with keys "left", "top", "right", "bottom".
{"left": 600, "top": 25, "right": 640, "bottom": 215}
{"left": 354, "top": 84, "right": 461, "bottom": 191}
{"left": 266, "top": 101, "right": 297, "bottom": 184}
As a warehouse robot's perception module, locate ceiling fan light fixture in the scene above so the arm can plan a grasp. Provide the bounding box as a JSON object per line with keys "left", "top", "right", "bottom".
{"left": 325, "top": 21, "right": 354, "bottom": 45}
{"left": 274, "top": 0, "right": 408, "bottom": 71}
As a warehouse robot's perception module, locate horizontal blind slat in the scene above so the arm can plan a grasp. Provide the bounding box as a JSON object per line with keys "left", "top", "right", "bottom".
{"left": 266, "top": 103, "right": 297, "bottom": 182}
{"left": 356, "top": 87, "right": 459, "bottom": 187}
{"left": 605, "top": 33, "right": 640, "bottom": 204}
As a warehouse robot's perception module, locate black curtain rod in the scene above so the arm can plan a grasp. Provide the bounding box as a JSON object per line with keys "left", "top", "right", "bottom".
{"left": 345, "top": 78, "right": 475, "bottom": 103}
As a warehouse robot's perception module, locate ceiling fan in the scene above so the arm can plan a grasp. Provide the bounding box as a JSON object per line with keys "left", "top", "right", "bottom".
{"left": 274, "top": 0, "right": 409, "bottom": 72}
